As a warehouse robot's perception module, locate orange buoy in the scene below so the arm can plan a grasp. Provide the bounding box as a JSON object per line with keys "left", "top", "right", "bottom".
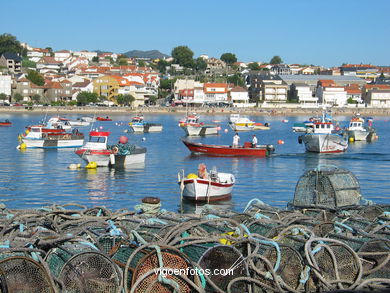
{"left": 278, "top": 139, "right": 285, "bottom": 145}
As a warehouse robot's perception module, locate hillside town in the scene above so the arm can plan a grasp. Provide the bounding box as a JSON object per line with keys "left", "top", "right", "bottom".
{"left": 1, "top": 35, "right": 390, "bottom": 109}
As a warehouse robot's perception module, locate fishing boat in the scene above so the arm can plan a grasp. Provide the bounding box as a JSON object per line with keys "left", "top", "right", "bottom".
{"left": 228, "top": 114, "right": 255, "bottom": 131}
{"left": 292, "top": 117, "right": 320, "bottom": 132}
{"left": 0, "top": 119, "right": 12, "bottom": 127}
{"left": 346, "top": 115, "right": 375, "bottom": 141}
{"left": 298, "top": 113, "right": 348, "bottom": 153}
{"left": 179, "top": 113, "right": 219, "bottom": 136}
{"left": 178, "top": 164, "right": 235, "bottom": 202}
{"left": 67, "top": 117, "right": 92, "bottom": 127}
{"left": 46, "top": 117, "right": 72, "bottom": 130}
{"left": 253, "top": 122, "right": 270, "bottom": 130}
{"left": 19, "top": 126, "right": 84, "bottom": 149}
{"left": 182, "top": 139, "right": 275, "bottom": 157}
{"left": 96, "top": 116, "right": 112, "bottom": 121}
{"left": 75, "top": 131, "right": 146, "bottom": 167}
{"left": 128, "top": 115, "right": 163, "bottom": 133}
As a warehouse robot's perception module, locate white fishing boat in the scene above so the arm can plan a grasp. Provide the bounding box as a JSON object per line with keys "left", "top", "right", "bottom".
{"left": 68, "top": 117, "right": 92, "bottom": 127}
{"left": 228, "top": 114, "right": 255, "bottom": 131}
{"left": 178, "top": 164, "right": 235, "bottom": 202}
{"left": 75, "top": 131, "right": 146, "bottom": 167}
{"left": 19, "top": 126, "right": 84, "bottom": 149}
{"left": 128, "top": 115, "right": 163, "bottom": 133}
{"left": 179, "top": 113, "right": 219, "bottom": 136}
{"left": 46, "top": 117, "right": 72, "bottom": 130}
{"left": 298, "top": 113, "right": 348, "bottom": 153}
{"left": 347, "top": 116, "right": 375, "bottom": 141}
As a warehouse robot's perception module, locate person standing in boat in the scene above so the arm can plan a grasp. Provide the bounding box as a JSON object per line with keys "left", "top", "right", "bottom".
{"left": 252, "top": 134, "right": 258, "bottom": 147}
{"left": 233, "top": 132, "right": 240, "bottom": 148}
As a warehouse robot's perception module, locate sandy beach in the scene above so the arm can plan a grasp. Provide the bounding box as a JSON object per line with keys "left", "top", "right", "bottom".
{"left": 1, "top": 105, "right": 390, "bottom": 117}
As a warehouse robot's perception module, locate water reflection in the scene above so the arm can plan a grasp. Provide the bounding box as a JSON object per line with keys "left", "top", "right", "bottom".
{"left": 180, "top": 200, "right": 234, "bottom": 215}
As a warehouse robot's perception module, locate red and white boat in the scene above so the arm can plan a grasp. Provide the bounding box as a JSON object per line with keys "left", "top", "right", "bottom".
{"left": 96, "top": 116, "right": 112, "bottom": 121}
{"left": 182, "top": 139, "right": 275, "bottom": 157}
{"left": 75, "top": 131, "right": 146, "bottom": 167}
{"left": 0, "top": 120, "right": 12, "bottom": 127}
{"left": 179, "top": 113, "right": 219, "bottom": 136}
{"left": 19, "top": 126, "right": 84, "bottom": 149}
{"left": 178, "top": 164, "right": 235, "bottom": 202}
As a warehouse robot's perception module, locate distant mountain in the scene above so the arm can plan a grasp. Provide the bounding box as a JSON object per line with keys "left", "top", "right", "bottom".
{"left": 123, "top": 50, "right": 169, "bottom": 59}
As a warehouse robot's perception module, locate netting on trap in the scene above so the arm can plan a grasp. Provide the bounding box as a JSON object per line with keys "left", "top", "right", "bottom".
{"left": 45, "top": 241, "right": 98, "bottom": 278}
{"left": 58, "top": 251, "right": 122, "bottom": 293}
{"left": 358, "top": 239, "right": 390, "bottom": 279}
{"left": 130, "top": 246, "right": 201, "bottom": 293}
{"left": 0, "top": 256, "right": 55, "bottom": 293}
{"left": 198, "top": 245, "right": 249, "bottom": 292}
{"left": 292, "top": 166, "right": 361, "bottom": 209}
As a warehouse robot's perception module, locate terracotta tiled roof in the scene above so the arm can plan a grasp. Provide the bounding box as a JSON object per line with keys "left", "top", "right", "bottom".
{"left": 365, "top": 84, "right": 390, "bottom": 90}
{"left": 318, "top": 80, "right": 335, "bottom": 87}
{"left": 40, "top": 56, "right": 61, "bottom": 64}
{"left": 230, "top": 86, "right": 247, "bottom": 92}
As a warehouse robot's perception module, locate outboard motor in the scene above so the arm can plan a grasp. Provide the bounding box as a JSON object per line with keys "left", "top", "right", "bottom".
{"left": 298, "top": 135, "right": 303, "bottom": 144}
{"left": 266, "top": 144, "right": 275, "bottom": 154}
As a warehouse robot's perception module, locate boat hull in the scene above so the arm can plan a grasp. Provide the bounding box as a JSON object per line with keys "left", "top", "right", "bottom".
{"left": 182, "top": 139, "right": 273, "bottom": 157}
{"left": 22, "top": 138, "right": 84, "bottom": 149}
{"left": 130, "top": 124, "right": 163, "bottom": 133}
{"left": 300, "top": 133, "right": 348, "bottom": 153}
{"left": 76, "top": 147, "right": 146, "bottom": 167}
{"left": 182, "top": 125, "right": 219, "bottom": 136}
{"left": 347, "top": 130, "right": 369, "bottom": 141}
{"left": 0, "top": 122, "right": 12, "bottom": 127}
{"left": 181, "top": 178, "right": 233, "bottom": 202}
{"left": 229, "top": 122, "right": 254, "bottom": 131}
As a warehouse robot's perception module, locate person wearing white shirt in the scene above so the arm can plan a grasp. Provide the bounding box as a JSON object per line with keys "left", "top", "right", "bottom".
{"left": 252, "top": 134, "right": 258, "bottom": 147}
{"left": 233, "top": 133, "right": 240, "bottom": 148}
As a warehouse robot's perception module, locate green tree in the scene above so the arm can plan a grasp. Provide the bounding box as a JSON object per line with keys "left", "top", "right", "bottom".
{"left": 118, "top": 58, "right": 128, "bottom": 66}
{"left": 227, "top": 74, "right": 245, "bottom": 87}
{"left": 148, "top": 95, "right": 157, "bottom": 105}
{"left": 22, "top": 58, "right": 36, "bottom": 68}
{"left": 0, "top": 93, "right": 7, "bottom": 101}
{"left": 32, "top": 94, "right": 40, "bottom": 104}
{"left": 76, "top": 91, "right": 98, "bottom": 106}
{"left": 45, "top": 47, "right": 53, "bottom": 56}
{"left": 0, "top": 33, "right": 22, "bottom": 55}
{"left": 157, "top": 59, "right": 169, "bottom": 73}
{"left": 138, "top": 60, "right": 146, "bottom": 67}
{"left": 26, "top": 70, "right": 45, "bottom": 86}
{"left": 92, "top": 56, "right": 99, "bottom": 63}
{"left": 270, "top": 55, "right": 283, "bottom": 64}
{"left": 248, "top": 62, "right": 261, "bottom": 70}
{"left": 13, "top": 93, "right": 23, "bottom": 102}
{"left": 194, "top": 57, "right": 207, "bottom": 72}
{"left": 116, "top": 94, "right": 135, "bottom": 106}
{"left": 171, "top": 46, "right": 194, "bottom": 68}
{"left": 160, "top": 79, "right": 175, "bottom": 90}
{"left": 220, "top": 53, "right": 237, "bottom": 65}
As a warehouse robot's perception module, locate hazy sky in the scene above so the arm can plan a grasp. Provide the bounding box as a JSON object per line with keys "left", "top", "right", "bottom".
{"left": 1, "top": 0, "right": 388, "bottom": 67}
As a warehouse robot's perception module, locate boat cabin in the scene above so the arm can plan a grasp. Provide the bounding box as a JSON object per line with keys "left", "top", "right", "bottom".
{"left": 131, "top": 116, "right": 144, "bottom": 123}
{"left": 312, "top": 122, "right": 334, "bottom": 134}
{"left": 84, "top": 131, "right": 110, "bottom": 150}
{"left": 348, "top": 118, "right": 365, "bottom": 131}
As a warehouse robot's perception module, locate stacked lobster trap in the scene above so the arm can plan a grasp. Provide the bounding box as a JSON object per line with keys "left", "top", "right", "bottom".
{"left": 0, "top": 167, "right": 389, "bottom": 292}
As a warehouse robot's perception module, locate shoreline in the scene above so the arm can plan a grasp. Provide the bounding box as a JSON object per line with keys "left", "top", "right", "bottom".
{"left": 1, "top": 106, "right": 390, "bottom": 117}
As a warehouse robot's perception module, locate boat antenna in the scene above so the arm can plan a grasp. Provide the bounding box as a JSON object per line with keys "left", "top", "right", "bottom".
{"left": 89, "top": 111, "right": 97, "bottom": 132}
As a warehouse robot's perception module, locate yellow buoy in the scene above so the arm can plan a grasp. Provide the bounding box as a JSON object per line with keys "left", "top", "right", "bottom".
{"left": 349, "top": 137, "right": 355, "bottom": 142}
{"left": 85, "top": 162, "right": 97, "bottom": 169}
{"left": 219, "top": 231, "right": 248, "bottom": 245}
{"left": 186, "top": 173, "right": 198, "bottom": 179}
{"left": 19, "top": 143, "right": 27, "bottom": 150}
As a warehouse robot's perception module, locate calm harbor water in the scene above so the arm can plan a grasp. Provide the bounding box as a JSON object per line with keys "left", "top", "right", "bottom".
{"left": 0, "top": 112, "right": 389, "bottom": 213}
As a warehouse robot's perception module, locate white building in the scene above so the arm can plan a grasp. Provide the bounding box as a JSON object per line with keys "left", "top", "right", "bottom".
{"left": 294, "top": 83, "right": 318, "bottom": 105}
{"left": 0, "top": 75, "right": 12, "bottom": 96}
{"left": 73, "top": 50, "right": 98, "bottom": 61}
{"left": 316, "top": 86, "right": 347, "bottom": 106}
{"left": 204, "top": 83, "right": 228, "bottom": 103}
{"left": 54, "top": 50, "right": 72, "bottom": 62}
{"left": 230, "top": 86, "right": 251, "bottom": 107}
{"left": 366, "top": 90, "right": 390, "bottom": 107}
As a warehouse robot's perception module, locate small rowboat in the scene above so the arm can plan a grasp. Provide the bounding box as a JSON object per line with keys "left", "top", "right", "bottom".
{"left": 0, "top": 120, "right": 12, "bottom": 127}
{"left": 178, "top": 165, "right": 235, "bottom": 202}
{"left": 96, "top": 117, "right": 112, "bottom": 121}
{"left": 182, "top": 139, "right": 275, "bottom": 157}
